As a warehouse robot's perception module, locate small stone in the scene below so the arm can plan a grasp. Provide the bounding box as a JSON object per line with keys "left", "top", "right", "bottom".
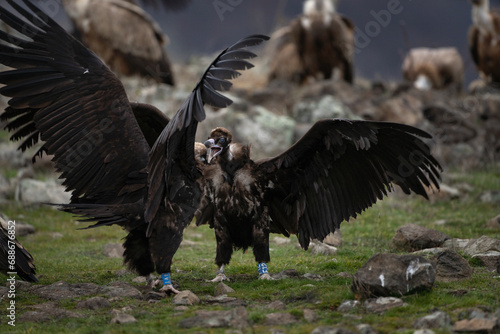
{"left": 309, "top": 239, "right": 338, "bottom": 255}
{"left": 214, "top": 282, "right": 234, "bottom": 296}
{"left": 103, "top": 243, "right": 125, "bottom": 258}
{"left": 172, "top": 290, "right": 200, "bottom": 306}
{"left": 267, "top": 300, "right": 286, "bottom": 310}
{"left": 103, "top": 282, "right": 142, "bottom": 299}
{"left": 132, "top": 276, "right": 147, "bottom": 284}
{"left": 146, "top": 291, "right": 166, "bottom": 300}
{"left": 110, "top": 312, "right": 137, "bottom": 324}
{"left": 76, "top": 297, "right": 110, "bottom": 310}
{"left": 323, "top": 229, "right": 342, "bottom": 247}
{"left": 338, "top": 300, "right": 361, "bottom": 312}
{"left": 413, "top": 310, "right": 451, "bottom": 330}
{"left": 273, "top": 236, "right": 291, "bottom": 246}
{"left": 303, "top": 308, "right": 318, "bottom": 322}
{"left": 264, "top": 312, "right": 299, "bottom": 326}
{"left": 356, "top": 324, "right": 378, "bottom": 334}
{"left": 363, "top": 297, "right": 407, "bottom": 314}
{"left": 453, "top": 318, "right": 499, "bottom": 333}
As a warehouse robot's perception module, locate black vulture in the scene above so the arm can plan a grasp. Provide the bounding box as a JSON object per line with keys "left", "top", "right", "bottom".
{"left": 0, "top": 0, "right": 268, "bottom": 293}
{"left": 268, "top": 0, "right": 355, "bottom": 84}
{"left": 197, "top": 123, "right": 441, "bottom": 281}
{"left": 468, "top": 0, "right": 500, "bottom": 82}
{"left": 0, "top": 224, "right": 37, "bottom": 282}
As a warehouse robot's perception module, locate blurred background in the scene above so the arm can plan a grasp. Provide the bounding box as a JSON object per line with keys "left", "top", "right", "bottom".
{"left": 44, "top": 0, "right": 495, "bottom": 87}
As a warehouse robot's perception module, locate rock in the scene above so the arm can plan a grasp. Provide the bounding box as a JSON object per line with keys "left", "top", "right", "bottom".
{"left": 145, "top": 291, "right": 166, "bottom": 301}
{"left": 267, "top": 300, "right": 286, "bottom": 310}
{"left": 309, "top": 240, "right": 338, "bottom": 255}
{"left": 214, "top": 282, "right": 234, "bottom": 296}
{"left": 429, "top": 183, "right": 460, "bottom": 200}
{"left": 303, "top": 308, "right": 318, "bottom": 322}
{"left": 132, "top": 276, "right": 147, "bottom": 284}
{"left": 172, "top": 290, "right": 200, "bottom": 306}
{"left": 302, "top": 273, "right": 323, "bottom": 281}
{"left": 264, "top": 312, "right": 299, "bottom": 326}
{"left": 32, "top": 281, "right": 101, "bottom": 300}
{"left": 0, "top": 143, "right": 28, "bottom": 168}
{"left": 472, "top": 251, "right": 500, "bottom": 270}
{"left": 463, "top": 235, "right": 500, "bottom": 256}
{"left": 391, "top": 224, "right": 450, "bottom": 251}
{"left": 110, "top": 312, "right": 137, "bottom": 324}
{"left": 311, "top": 326, "right": 356, "bottom": 334}
{"left": 478, "top": 190, "right": 500, "bottom": 203}
{"left": 15, "top": 178, "right": 70, "bottom": 205}
{"left": 453, "top": 318, "right": 499, "bottom": 333}
{"left": 19, "top": 302, "right": 84, "bottom": 322}
{"left": 432, "top": 249, "right": 472, "bottom": 281}
{"left": 178, "top": 306, "right": 248, "bottom": 329}
{"left": 351, "top": 253, "right": 436, "bottom": 299}
{"left": 204, "top": 295, "right": 246, "bottom": 307}
{"left": 322, "top": 229, "right": 342, "bottom": 247}
{"left": 273, "top": 236, "right": 291, "bottom": 246}
{"left": 485, "top": 214, "right": 500, "bottom": 229}
{"left": 355, "top": 324, "right": 378, "bottom": 334}
{"left": 363, "top": 297, "right": 408, "bottom": 314}
{"left": 103, "top": 282, "right": 142, "bottom": 299}
{"left": 103, "top": 243, "right": 125, "bottom": 258}
{"left": 413, "top": 310, "right": 452, "bottom": 330}
{"left": 337, "top": 300, "right": 361, "bottom": 312}
{"left": 443, "top": 238, "right": 473, "bottom": 252}
{"left": 76, "top": 297, "right": 111, "bottom": 310}
{"left": 271, "top": 269, "right": 300, "bottom": 280}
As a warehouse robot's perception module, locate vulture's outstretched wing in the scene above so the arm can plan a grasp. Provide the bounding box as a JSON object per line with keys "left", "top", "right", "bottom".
{"left": 0, "top": 0, "right": 151, "bottom": 202}
{"left": 145, "top": 34, "right": 270, "bottom": 226}
{"left": 255, "top": 119, "right": 442, "bottom": 248}
{"left": 0, "top": 224, "right": 37, "bottom": 282}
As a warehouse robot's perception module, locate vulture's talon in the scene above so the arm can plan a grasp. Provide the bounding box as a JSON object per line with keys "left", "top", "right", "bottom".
{"left": 210, "top": 273, "right": 230, "bottom": 282}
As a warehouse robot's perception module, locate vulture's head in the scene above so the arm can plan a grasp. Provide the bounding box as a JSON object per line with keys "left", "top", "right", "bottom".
{"left": 204, "top": 127, "right": 232, "bottom": 163}
{"left": 194, "top": 142, "right": 208, "bottom": 165}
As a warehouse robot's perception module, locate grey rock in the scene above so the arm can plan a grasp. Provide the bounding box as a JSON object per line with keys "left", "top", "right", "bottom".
{"left": 472, "top": 251, "right": 500, "bottom": 270}
{"left": 214, "top": 282, "right": 234, "bottom": 296}
{"left": 356, "top": 324, "right": 378, "bottom": 334}
{"left": 103, "top": 243, "right": 125, "bottom": 258}
{"left": 478, "top": 190, "right": 500, "bottom": 203}
{"left": 172, "top": 290, "right": 200, "bottom": 306}
{"left": 178, "top": 306, "right": 248, "bottom": 329}
{"left": 391, "top": 224, "right": 450, "bottom": 251}
{"left": 363, "top": 297, "right": 408, "bottom": 314}
{"left": 267, "top": 300, "right": 286, "bottom": 310}
{"left": 103, "top": 282, "right": 142, "bottom": 299}
{"left": 485, "top": 214, "right": 500, "bottom": 229}
{"left": 32, "top": 281, "right": 101, "bottom": 300}
{"left": 205, "top": 295, "right": 246, "bottom": 307}
{"left": 303, "top": 308, "right": 318, "bottom": 322}
{"left": 273, "top": 236, "right": 291, "bottom": 246}
{"left": 145, "top": 291, "right": 166, "bottom": 301}
{"left": 309, "top": 239, "right": 338, "bottom": 255}
{"left": 453, "top": 318, "right": 499, "bottom": 333}
{"left": 0, "top": 144, "right": 28, "bottom": 168}
{"left": 323, "top": 230, "right": 342, "bottom": 247}
{"left": 264, "top": 312, "right": 299, "bottom": 326}
{"left": 413, "top": 310, "right": 451, "bottom": 329}
{"left": 351, "top": 253, "right": 436, "bottom": 299}
{"left": 110, "top": 312, "right": 137, "bottom": 324}
{"left": 463, "top": 235, "right": 500, "bottom": 256}
{"left": 443, "top": 238, "right": 473, "bottom": 252}
{"left": 76, "top": 297, "right": 111, "bottom": 310}
{"left": 310, "top": 326, "right": 356, "bottom": 334}
{"left": 337, "top": 300, "right": 361, "bottom": 312}
{"left": 19, "top": 302, "right": 84, "bottom": 322}
{"left": 432, "top": 249, "right": 472, "bottom": 281}
{"left": 413, "top": 330, "right": 435, "bottom": 334}
{"left": 271, "top": 269, "right": 300, "bottom": 280}
{"left": 15, "top": 178, "right": 70, "bottom": 205}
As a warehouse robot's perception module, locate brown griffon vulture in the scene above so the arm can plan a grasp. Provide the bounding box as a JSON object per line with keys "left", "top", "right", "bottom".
{"left": 196, "top": 121, "right": 441, "bottom": 281}
{"left": 0, "top": 224, "right": 37, "bottom": 282}
{"left": 63, "top": 0, "right": 176, "bottom": 85}
{"left": 401, "top": 47, "right": 464, "bottom": 92}
{"left": 268, "top": 0, "right": 355, "bottom": 84}
{"left": 0, "top": 0, "right": 268, "bottom": 293}
{"left": 469, "top": 0, "right": 500, "bottom": 82}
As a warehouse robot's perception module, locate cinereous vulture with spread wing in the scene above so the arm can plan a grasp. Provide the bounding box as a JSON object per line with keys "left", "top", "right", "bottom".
{"left": 0, "top": 0, "right": 268, "bottom": 293}
{"left": 196, "top": 122, "right": 441, "bottom": 281}
{"left": 0, "top": 224, "right": 37, "bottom": 282}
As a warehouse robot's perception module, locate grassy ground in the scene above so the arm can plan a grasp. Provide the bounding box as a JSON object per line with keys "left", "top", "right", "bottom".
{"left": 0, "top": 166, "right": 499, "bottom": 333}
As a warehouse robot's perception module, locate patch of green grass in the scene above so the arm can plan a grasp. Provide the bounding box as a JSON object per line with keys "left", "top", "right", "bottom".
{"left": 0, "top": 167, "right": 499, "bottom": 333}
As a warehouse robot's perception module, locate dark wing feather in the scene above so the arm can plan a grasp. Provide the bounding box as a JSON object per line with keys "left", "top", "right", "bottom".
{"left": 468, "top": 25, "right": 480, "bottom": 68}
{"left": 0, "top": 224, "right": 37, "bottom": 282}
{"left": 144, "top": 34, "right": 269, "bottom": 227}
{"left": 255, "top": 119, "right": 442, "bottom": 248}
{"left": 0, "top": 0, "right": 151, "bottom": 202}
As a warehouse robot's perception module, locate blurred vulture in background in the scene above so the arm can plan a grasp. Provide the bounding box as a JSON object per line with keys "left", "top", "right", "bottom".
{"left": 401, "top": 47, "right": 464, "bottom": 92}
{"left": 469, "top": 0, "right": 500, "bottom": 83}
{"left": 62, "top": 0, "right": 175, "bottom": 85}
{"left": 268, "top": 0, "right": 355, "bottom": 84}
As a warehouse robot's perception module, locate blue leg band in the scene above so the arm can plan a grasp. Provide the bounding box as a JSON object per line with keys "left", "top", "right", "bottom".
{"left": 257, "top": 262, "right": 268, "bottom": 275}
{"left": 161, "top": 273, "right": 171, "bottom": 285}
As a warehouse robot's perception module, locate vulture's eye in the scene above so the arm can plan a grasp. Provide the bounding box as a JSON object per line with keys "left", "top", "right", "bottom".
{"left": 218, "top": 138, "right": 226, "bottom": 145}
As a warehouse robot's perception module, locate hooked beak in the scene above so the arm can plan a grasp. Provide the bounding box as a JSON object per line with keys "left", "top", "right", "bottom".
{"left": 204, "top": 139, "right": 222, "bottom": 163}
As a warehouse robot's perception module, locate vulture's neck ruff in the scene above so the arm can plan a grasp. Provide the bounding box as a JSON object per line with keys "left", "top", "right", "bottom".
{"left": 472, "top": 0, "right": 495, "bottom": 35}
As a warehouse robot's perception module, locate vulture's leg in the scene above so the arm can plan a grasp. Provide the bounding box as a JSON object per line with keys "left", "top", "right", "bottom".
{"left": 253, "top": 221, "right": 274, "bottom": 280}
{"left": 148, "top": 214, "right": 187, "bottom": 294}
{"left": 212, "top": 219, "right": 232, "bottom": 282}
